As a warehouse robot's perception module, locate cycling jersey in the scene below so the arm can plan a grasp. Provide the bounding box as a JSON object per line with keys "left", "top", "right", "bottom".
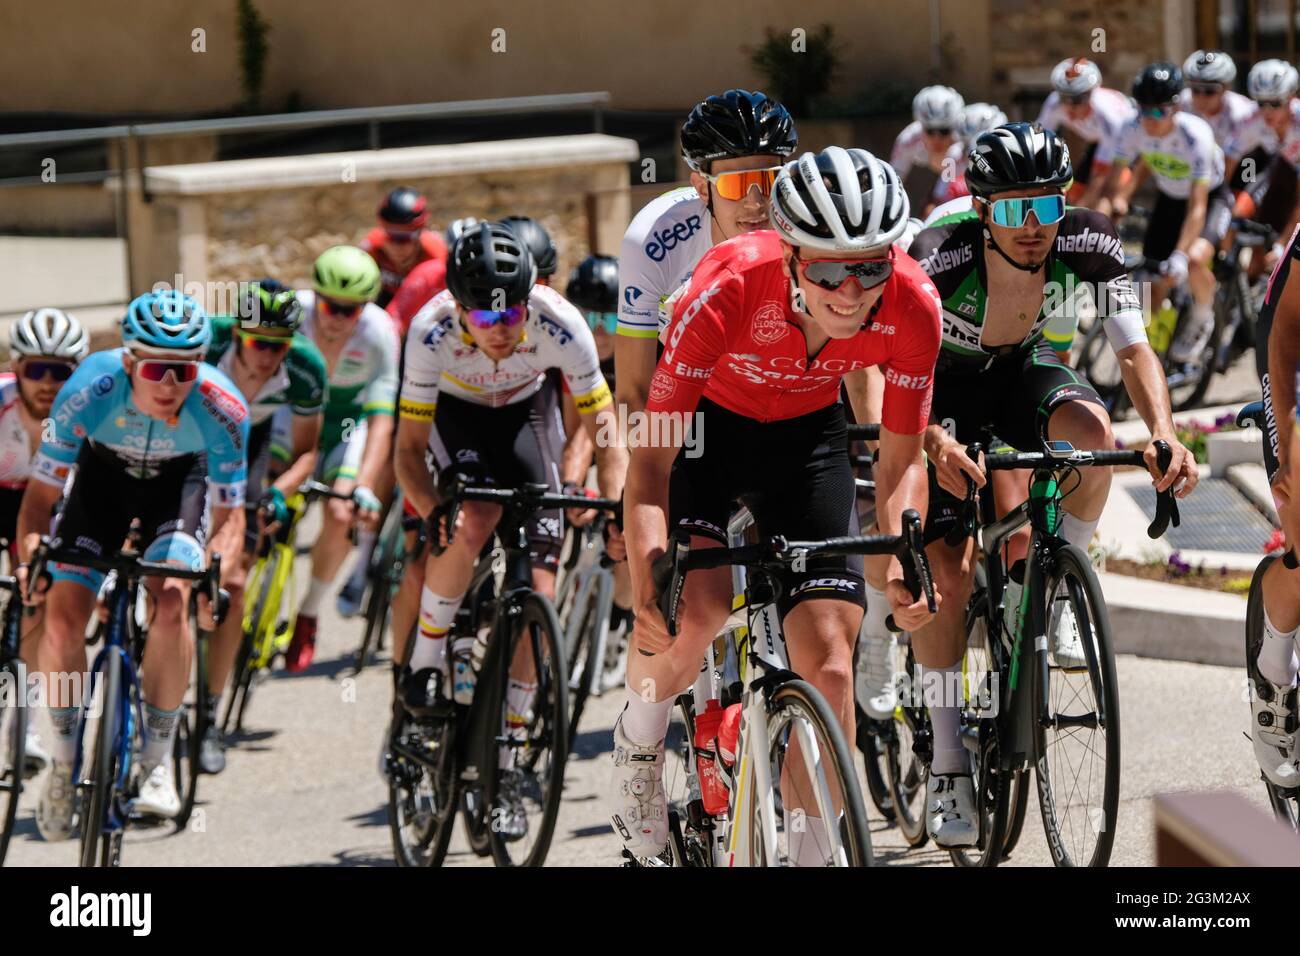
{"left": 400, "top": 283, "right": 612, "bottom": 419}
{"left": 1177, "top": 88, "right": 1258, "bottom": 154}
{"left": 0, "top": 375, "right": 34, "bottom": 489}
{"left": 386, "top": 257, "right": 447, "bottom": 339}
{"left": 1254, "top": 221, "right": 1300, "bottom": 483}
{"left": 360, "top": 228, "right": 448, "bottom": 307}
{"left": 32, "top": 348, "right": 250, "bottom": 506}
{"left": 931, "top": 142, "right": 972, "bottom": 205}
{"left": 910, "top": 206, "right": 1145, "bottom": 363}
{"left": 205, "top": 316, "right": 328, "bottom": 426}
{"left": 1227, "top": 100, "right": 1300, "bottom": 170}
{"left": 617, "top": 187, "right": 713, "bottom": 339}
{"left": 646, "top": 230, "right": 941, "bottom": 433}
{"left": 1035, "top": 88, "right": 1135, "bottom": 162}
{"left": 890, "top": 121, "right": 943, "bottom": 179}
{"left": 1112, "top": 111, "right": 1225, "bottom": 198}
{"left": 296, "top": 291, "right": 400, "bottom": 452}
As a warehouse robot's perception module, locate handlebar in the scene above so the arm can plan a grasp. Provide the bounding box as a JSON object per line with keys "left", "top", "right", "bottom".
{"left": 429, "top": 479, "right": 622, "bottom": 555}
{"left": 846, "top": 423, "right": 881, "bottom": 441}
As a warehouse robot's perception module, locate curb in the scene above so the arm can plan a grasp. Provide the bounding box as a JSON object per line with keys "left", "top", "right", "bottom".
{"left": 1098, "top": 570, "right": 1246, "bottom": 668}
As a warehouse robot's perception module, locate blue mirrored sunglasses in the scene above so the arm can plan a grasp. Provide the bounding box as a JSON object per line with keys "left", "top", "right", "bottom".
{"left": 585, "top": 311, "right": 618, "bottom": 334}
{"left": 985, "top": 194, "right": 1066, "bottom": 228}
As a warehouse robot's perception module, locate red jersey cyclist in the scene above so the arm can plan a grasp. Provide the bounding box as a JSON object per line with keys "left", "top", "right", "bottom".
{"left": 361, "top": 186, "right": 449, "bottom": 309}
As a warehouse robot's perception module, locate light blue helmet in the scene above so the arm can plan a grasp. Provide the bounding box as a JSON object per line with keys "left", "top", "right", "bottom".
{"left": 122, "top": 290, "right": 210, "bottom": 353}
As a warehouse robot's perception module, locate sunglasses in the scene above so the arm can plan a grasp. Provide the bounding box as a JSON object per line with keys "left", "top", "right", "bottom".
{"left": 704, "top": 166, "right": 782, "bottom": 201}
{"left": 1061, "top": 94, "right": 1091, "bottom": 106}
{"left": 585, "top": 311, "right": 618, "bottom": 334}
{"left": 981, "top": 194, "right": 1066, "bottom": 228}
{"left": 238, "top": 331, "right": 291, "bottom": 352}
{"left": 797, "top": 251, "right": 894, "bottom": 292}
{"left": 1140, "top": 104, "right": 1175, "bottom": 118}
{"left": 20, "top": 360, "right": 75, "bottom": 382}
{"left": 923, "top": 126, "right": 954, "bottom": 137}
{"left": 465, "top": 303, "right": 527, "bottom": 329}
{"left": 319, "top": 297, "right": 362, "bottom": 317}
{"left": 1259, "top": 99, "right": 1289, "bottom": 110}
{"left": 131, "top": 357, "right": 200, "bottom": 384}
{"left": 384, "top": 228, "right": 420, "bottom": 244}
{"left": 1191, "top": 84, "right": 1223, "bottom": 96}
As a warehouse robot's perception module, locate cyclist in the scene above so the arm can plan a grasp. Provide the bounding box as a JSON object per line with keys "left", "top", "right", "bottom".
{"left": 611, "top": 146, "right": 942, "bottom": 862}
{"left": 18, "top": 291, "right": 249, "bottom": 834}
{"left": 394, "top": 222, "right": 625, "bottom": 836}
{"left": 0, "top": 309, "right": 90, "bottom": 776}
{"left": 891, "top": 86, "right": 965, "bottom": 207}
{"left": 284, "top": 246, "right": 399, "bottom": 670}
{"left": 1036, "top": 57, "right": 1135, "bottom": 209}
{"left": 908, "top": 123, "right": 1197, "bottom": 845}
{"left": 1098, "top": 62, "right": 1230, "bottom": 376}
{"left": 502, "top": 215, "right": 558, "bottom": 285}
{"left": 361, "top": 186, "right": 448, "bottom": 309}
{"left": 615, "top": 89, "right": 798, "bottom": 416}
{"left": 200, "top": 279, "right": 327, "bottom": 772}
{"left": 1228, "top": 60, "right": 1300, "bottom": 250}
{"left": 929, "top": 102, "right": 1009, "bottom": 209}
{"left": 1180, "top": 51, "right": 1256, "bottom": 167}
{"left": 1249, "top": 210, "right": 1300, "bottom": 785}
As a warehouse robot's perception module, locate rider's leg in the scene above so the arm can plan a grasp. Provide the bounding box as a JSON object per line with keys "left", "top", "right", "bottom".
{"left": 1044, "top": 398, "right": 1115, "bottom": 552}
{"left": 37, "top": 580, "right": 95, "bottom": 763}
{"left": 138, "top": 577, "right": 192, "bottom": 771}
{"left": 1260, "top": 427, "right": 1300, "bottom": 685}
{"left": 206, "top": 549, "right": 248, "bottom": 700}
{"left": 389, "top": 528, "right": 425, "bottom": 670}
{"left": 914, "top": 537, "right": 977, "bottom": 773}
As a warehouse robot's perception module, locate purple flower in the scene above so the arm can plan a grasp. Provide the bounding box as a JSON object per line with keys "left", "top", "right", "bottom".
{"left": 1215, "top": 412, "right": 1235, "bottom": 429}
{"left": 1168, "top": 551, "right": 1191, "bottom": 576}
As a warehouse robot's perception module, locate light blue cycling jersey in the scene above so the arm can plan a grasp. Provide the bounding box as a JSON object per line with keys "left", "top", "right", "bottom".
{"left": 31, "top": 348, "right": 251, "bottom": 506}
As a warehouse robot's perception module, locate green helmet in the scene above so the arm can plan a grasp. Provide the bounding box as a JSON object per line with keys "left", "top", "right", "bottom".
{"left": 238, "top": 278, "right": 302, "bottom": 331}
{"left": 312, "top": 245, "right": 381, "bottom": 303}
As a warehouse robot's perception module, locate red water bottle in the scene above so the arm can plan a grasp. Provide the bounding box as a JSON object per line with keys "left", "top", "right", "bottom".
{"left": 717, "top": 703, "right": 742, "bottom": 767}
{"left": 694, "top": 700, "right": 729, "bottom": 816}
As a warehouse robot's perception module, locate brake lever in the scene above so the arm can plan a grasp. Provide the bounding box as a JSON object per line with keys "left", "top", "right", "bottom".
{"left": 944, "top": 441, "right": 983, "bottom": 548}
{"left": 886, "top": 509, "right": 935, "bottom": 632}
{"left": 647, "top": 531, "right": 689, "bottom": 657}
{"left": 1146, "top": 440, "right": 1180, "bottom": 539}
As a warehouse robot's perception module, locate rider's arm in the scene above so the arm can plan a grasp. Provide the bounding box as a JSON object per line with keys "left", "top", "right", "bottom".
{"left": 207, "top": 504, "right": 245, "bottom": 567}
{"left": 580, "top": 404, "right": 626, "bottom": 501}
{"left": 558, "top": 389, "right": 594, "bottom": 487}
{"left": 1175, "top": 179, "right": 1211, "bottom": 255}
{"left": 1269, "top": 249, "right": 1300, "bottom": 478}
{"left": 874, "top": 426, "right": 929, "bottom": 585}
{"left": 394, "top": 416, "right": 436, "bottom": 519}
{"left": 272, "top": 412, "right": 322, "bottom": 497}
{"left": 16, "top": 479, "right": 61, "bottom": 567}
{"left": 353, "top": 315, "right": 400, "bottom": 492}
{"left": 394, "top": 308, "right": 448, "bottom": 518}
{"left": 615, "top": 216, "right": 668, "bottom": 417}
{"left": 843, "top": 366, "right": 885, "bottom": 454}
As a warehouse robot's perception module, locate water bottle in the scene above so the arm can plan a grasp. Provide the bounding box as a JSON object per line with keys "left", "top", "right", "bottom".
{"left": 452, "top": 636, "right": 476, "bottom": 705}
{"left": 693, "top": 699, "right": 729, "bottom": 816}
{"left": 717, "top": 702, "right": 742, "bottom": 768}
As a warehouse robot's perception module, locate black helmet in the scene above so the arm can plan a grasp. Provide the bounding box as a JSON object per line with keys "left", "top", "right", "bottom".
{"left": 378, "top": 186, "right": 428, "bottom": 228}
{"left": 965, "top": 123, "right": 1073, "bottom": 198}
{"left": 680, "top": 89, "right": 798, "bottom": 172}
{"left": 446, "top": 221, "right": 536, "bottom": 310}
{"left": 501, "top": 215, "right": 557, "bottom": 278}
{"left": 1132, "top": 62, "right": 1183, "bottom": 106}
{"left": 566, "top": 254, "right": 619, "bottom": 313}
{"left": 238, "top": 277, "right": 302, "bottom": 332}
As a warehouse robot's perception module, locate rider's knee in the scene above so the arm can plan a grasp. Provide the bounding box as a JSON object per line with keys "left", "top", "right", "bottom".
{"left": 930, "top": 545, "right": 974, "bottom": 602}
{"left": 454, "top": 503, "right": 498, "bottom": 553}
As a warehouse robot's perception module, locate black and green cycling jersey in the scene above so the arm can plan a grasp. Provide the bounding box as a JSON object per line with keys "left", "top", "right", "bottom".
{"left": 205, "top": 315, "right": 329, "bottom": 426}
{"left": 910, "top": 206, "right": 1142, "bottom": 369}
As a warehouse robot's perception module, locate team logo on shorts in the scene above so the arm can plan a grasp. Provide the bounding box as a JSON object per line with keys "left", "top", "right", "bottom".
{"left": 648, "top": 369, "right": 676, "bottom": 404}
{"left": 750, "top": 302, "right": 788, "bottom": 346}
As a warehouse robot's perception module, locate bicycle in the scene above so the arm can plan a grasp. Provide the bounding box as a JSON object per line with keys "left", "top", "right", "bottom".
{"left": 222, "top": 480, "right": 355, "bottom": 736}
{"left": 641, "top": 509, "right": 936, "bottom": 868}
{"left": 1209, "top": 219, "right": 1277, "bottom": 381}
{"left": 885, "top": 435, "right": 1177, "bottom": 867}
{"left": 0, "top": 572, "right": 30, "bottom": 864}
{"left": 385, "top": 480, "right": 617, "bottom": 867}
{"left": 28, "top": 536, "right": 227, "bottom": 867}
{"left": 353, "top": 491, "right": 411, "bottom": 675}
{"left": 555, "top": 516, "right": 621, "bottom": 736}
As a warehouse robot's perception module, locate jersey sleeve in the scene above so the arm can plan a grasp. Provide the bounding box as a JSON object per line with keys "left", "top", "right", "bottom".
{"left": 1189, "top": 123, "right": 1218, "bottom": 184}
{"left": 880, "top": 272, "right": 941, "bottom": 435}
{"left": 617, "top": 217, "right": 668, "bottom": 339}
{"left": 1226, "top": 113, "right": 1266, "bottom": 162}
{"left": 1056, "top": 210, "right": 1147, "bottom": 352}
{"left": 387, "top": 260, "right": 446, "bottom": 336}
{"left": 31, "top": 351, "right": 119, "bottom": 488}
{"left": 287, "top": 336, "right": 328, "bottom": 416}
{"left": 360, "top": 312, "right": 400, "bottom": 420}
{"left": 645, "top": 256, "right": 736, "bottom": 417}
{"left": 398, "top": 307, "right": 451, "bottom": 422}
{"left": 1035, "top": 94, "right": 1062, "bottom": 133}
{"left": 1110, "top": 121, "right": 1138, "bottom": 167}
{"left": 195, "top": 372, "right": 251, "bottom": 507}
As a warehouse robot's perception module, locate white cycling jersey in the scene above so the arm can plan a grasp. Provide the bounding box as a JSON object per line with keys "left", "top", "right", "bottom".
{"left": 1112, "top": 111, "right": 1225, "bottom": 198}
{"left": 1035, "top": 88, "right": 1135, "bottom": 163}
{"left": 1177, "top": 88, "right": 1258, "bottom": 155}
{"left": 0, "top": 375, "right": 33, "bottom": 489}
{"left": 616, "top": 186, "right": 714, "bottom": 340}
{"left": 890, "top": 120, "right": 945, "bottom": 179}
{"left": 400, "top": 284, "right": 612, "bottom": 418}
{"left": 1226, "top": 99, "right": 1300, "bottom": 169}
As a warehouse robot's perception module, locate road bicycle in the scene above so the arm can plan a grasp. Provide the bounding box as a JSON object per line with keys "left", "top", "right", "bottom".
{"left": 0, "top": 571, "right": 30, "bottom": 864}
{"left": 353, "top": 491, "right": 412, "bottom": 674}
{"left": 555, "top": 517, "right": 622, "bottom": 735}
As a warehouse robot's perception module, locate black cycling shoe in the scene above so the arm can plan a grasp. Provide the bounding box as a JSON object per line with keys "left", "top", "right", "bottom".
{"left": 495, "top": 769, "right": 529, "bottom": 842}
{"left": 400, "top": 667, "right": 456, "bottom": 719}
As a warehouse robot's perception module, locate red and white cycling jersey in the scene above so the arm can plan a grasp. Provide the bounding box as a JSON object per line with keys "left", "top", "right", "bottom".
{"left": 647, "top": 231, "right": 941, "bottom": 432}
{"left": 0, "top": 375, "right": 31, "bottom": 489}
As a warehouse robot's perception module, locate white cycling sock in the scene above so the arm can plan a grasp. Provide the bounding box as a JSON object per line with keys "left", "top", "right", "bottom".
{"left": 298, "top": 576, "right": 331, "bottom": 618}
{"left": 1058, "top": 513, "right": 1099, "bottom": 554}
{"left": 346, "top": 531, "right": 378, "bottom": 589}
{"left": 47, "top": 706, "right": 79, "bottom": 764}
{"left": 785, "top": 810, "right": 828, "bottom": 867}
{"left": 1259, "top": 606, "right": 1300, "bottom": 688}
{"left": 921, "top": 662, "right": 968, "bottom": 776}
{"left": 409, "top": 587, "right": 460, "bottom": 676}
{"left": 141, "top": 703, "right": 181, "bottom": 771}
{"left": 857, "top": 582, "right": 896, "bottom": 706}
{"left": 620, "top": 690, "right": 674, "bottom": 747}
{"left": 500, "top": 679, "right": 538, "bottom": 769}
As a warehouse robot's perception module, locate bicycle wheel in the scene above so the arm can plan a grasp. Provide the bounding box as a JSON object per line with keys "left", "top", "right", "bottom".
{"left": 1245, "top": 555, "right": 1300, "bottom": 829}
{"left": 480, "top": 592, "right": 567, "bottom": 867}
{"left": 1169, "top": 302, "right": 1223, "bottom": 411}
{"left": 80, "top": 651, "right": 123, "bottom": 868}
{"left": 224, "top": 548, "right": 282, "bottom": 734}
{"left": 1075, "top": 320, "right": 1129, "bottom": 418}
{"left": 662, "top": 697, "right": 709, "bottom": 867}
{"left": 855, "top": 710, "right": 895, "bottom": 821}
{"left": 1036, "top": 544, "right": 1121, "bottom": 866}
{"left": 460, "top": 787, "right": 493, "bottom": 857}
{"left": 356, "top": 505, "right": 403, "bottom": 673}
{"left": 386, "top": 705, "right": 458, "bottom": 867}
{"left": 0, "top": 658, "right": 28, "bottom": 864}
{"left": 566, "top": 571, "right": 610, "bottom": 737}
{"left": 883, "top": 645, "right": 929, "bottom": 848}
{"left": 172, "top": 622, "right": 205, "bottom": 829}
{"left": 765, "top": 679, "right": 873, "bottom": 866}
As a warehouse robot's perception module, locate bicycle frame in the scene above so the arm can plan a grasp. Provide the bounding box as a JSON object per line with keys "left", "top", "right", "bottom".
{"left": 557, "top": 524, "right": 614, "bottom": 697}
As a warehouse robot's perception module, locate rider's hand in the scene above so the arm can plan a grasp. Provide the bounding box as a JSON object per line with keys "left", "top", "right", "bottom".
{"left": 631, "top": 598, "right": 673, "bottom": 656}
{"left": 16, "top": 563, "right": 44, "bottom": 607}
{"left": 885, "top": 576, "right": 939, "bottom": 632}
{"left": 562, "top": 482, "right": 598, "bottom": 527}
{"left": 259, "top": 487, "right": 290, "bottom": 536}
{"left": 1161, "top": 249, "right": 1189, "bottom": 286}
{"left": 1147, "top": 435, "right": 1199, "bottom": 498}
{"left": 352, "top": 485, "right": 382, "bottom": 531}
{"left": 604, "top": 523, "right": 627, "bottom": 563}
{"left": 196, "top": 591, "right": 219, "bottom": 631}
{"left": 928, "top": 429, "right": 985, "bottom": 499}
{"left": 1109, "top": 196, "right": 1129, "bottom": 220}
{"left": 432, "top": 502, "right": 463, "bottom": 550}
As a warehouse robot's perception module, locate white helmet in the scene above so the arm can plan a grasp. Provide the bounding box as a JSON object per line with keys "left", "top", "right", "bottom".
{"left": 11, "top": 308, "right": 89, "bottom": 361}
{"left": 768, "top": 147, "right": 911, "bottom": 253}
{"left": 1051, "top": 57, "right": 1102, "bottom": 97}
{"left": 444, "top": 216, "right": 480, "bottom": 249}
{"left": 1249, "top": 59, "right": 1299, "bottom": 100}
{"left": 912, "top": 86, "right": 964, "bottom": 129}
{"left": 957, "top": 103, "right": 1009, "bottom": 144}
{"left": 1183, "top": 50, "right": 1237, "bottom": 86}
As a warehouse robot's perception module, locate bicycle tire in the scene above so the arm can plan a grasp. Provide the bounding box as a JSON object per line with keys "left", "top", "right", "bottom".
{"left": 481, "top": 592, "right": 568, "bottom": 867}
{"left": 663, "top": 697, "right": 710, "bottom": 867}
{"left": 767, "top": 679, "right": 873, "bottom": 866}
{"left": 460, "top": 787, "right": 493, "bottom": 857}
{"left": 356, "top": 505, "right": 403, "bottom": 673}
{"left": 0, "top": 659, "right": 28, "bottom": 865}
{"left": 855, "top": 710, "right": 895, "bottom": 822}
{"left": 884, "top": 646, "right": 929, "bottom": 848}
{"left": 386, "top": 705, "right": 458, "bottom": 867}
{"left": 80, "top": 650, "right": 123, "bottom": 868}
{"left": 1171, "top": 303, "right": 1223, "bottom": 411}
{"left": 1036, "top": 544, "right": 1121, "bottom": 867}
{"left": 172, "top": 621, "right": 206, "bottom": 829}
{"left": 1244, "top": 555, "right": 1300, "bottom": 829}
{"left": 567, "top": 571, "right": 611, "bottom": 737}
{"left": 1076, "top": 319, "right": 1129, "bottom": 419}
{"left": 1000, "top": 767, "right": 1031, "bottom": 857}
{"left": 225, "top": 546, "right": 283, "bottom": 733}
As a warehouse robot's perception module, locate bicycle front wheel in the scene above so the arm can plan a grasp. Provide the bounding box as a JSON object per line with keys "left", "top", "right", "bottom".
{"left": 80, "top": 651, "right": 123, "bottom": 868}
{"left": 0, "top": 658, "right": 28, "bottom": 864}
{"left": 1036, "top": 544, "right": 1121, "bottom": 867}
{"left": 766, "top": 679, "right": 873, "bottom": 866}
{"left": 1245, "top": 555, "right": 1300, "bottom": 829}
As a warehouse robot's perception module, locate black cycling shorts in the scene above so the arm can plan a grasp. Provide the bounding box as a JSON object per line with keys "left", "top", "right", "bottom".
{"left": 927, "top": 338, "right": 1105, "bottom": 538}
{"left": 669, "top": 397, "right": 865, "bottom": 618}
{"left": 0, "top": 486, "right": 23, "bottom": 547}
{"left": 48, "top": 443, "right": 209, "bottom": 591}
{"left": 1142, "top": 183, "right": 1234, "bottom": 263}
{"left": 428, "top": 385, "right": 565, "bottom": 571}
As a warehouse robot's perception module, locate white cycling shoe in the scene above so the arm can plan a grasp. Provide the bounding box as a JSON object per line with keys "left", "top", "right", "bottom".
{"left": 23, "top": 730, "right": 50, "bottom": 779}
{"left": 926, "top": 773, "right": 978, "bottom": 847}
{"left": 856, "top": 631, "right": 898, "bottom": 720}
{"left": 1050, "top": 602, "right": 1088, "bottom": 670}
{"left": 609, "top": 713, "right": 668, "bottom": 856}
{"left": 132, "top": 763, "right": 180, "bottom": 819}
{"left": 37, "top": 759, "right": 77, "bottom": 842}
{"left": 1251, "top": 676, "right": 1300, "bottom": 787}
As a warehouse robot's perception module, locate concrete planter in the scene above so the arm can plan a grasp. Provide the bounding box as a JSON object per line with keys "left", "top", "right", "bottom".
{"left": 1207, "top": 428, "right": 1263, "bottom": 478}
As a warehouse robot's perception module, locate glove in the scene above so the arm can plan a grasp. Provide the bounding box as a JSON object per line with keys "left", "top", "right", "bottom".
{"left": 352, "top": 485, "right": 382, "bottom": 514}
{"left": 260, "top": 487, "right": 290, "bottom": 527}
{"left": 1162, "top": 249, "right": 1189, "bottom": 285}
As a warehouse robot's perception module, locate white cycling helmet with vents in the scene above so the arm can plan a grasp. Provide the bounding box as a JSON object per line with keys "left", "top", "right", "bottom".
{"left": 912, "top": 86, "right": 965, "bottom": 129}
{"left": 769, "top": 147, "right": 911, "bottom": 253}
{"left": 1183, "top": 50, "right": 1237, "bottom": 86}
{"left": 1051, "top": 57, "right": 1102, "bottom": 97}
{"left": 1249, "top": 59, "right": 1299, "bottom": 100}
{"left": 11, "top": 307, "right": 89, "bottom": 361}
